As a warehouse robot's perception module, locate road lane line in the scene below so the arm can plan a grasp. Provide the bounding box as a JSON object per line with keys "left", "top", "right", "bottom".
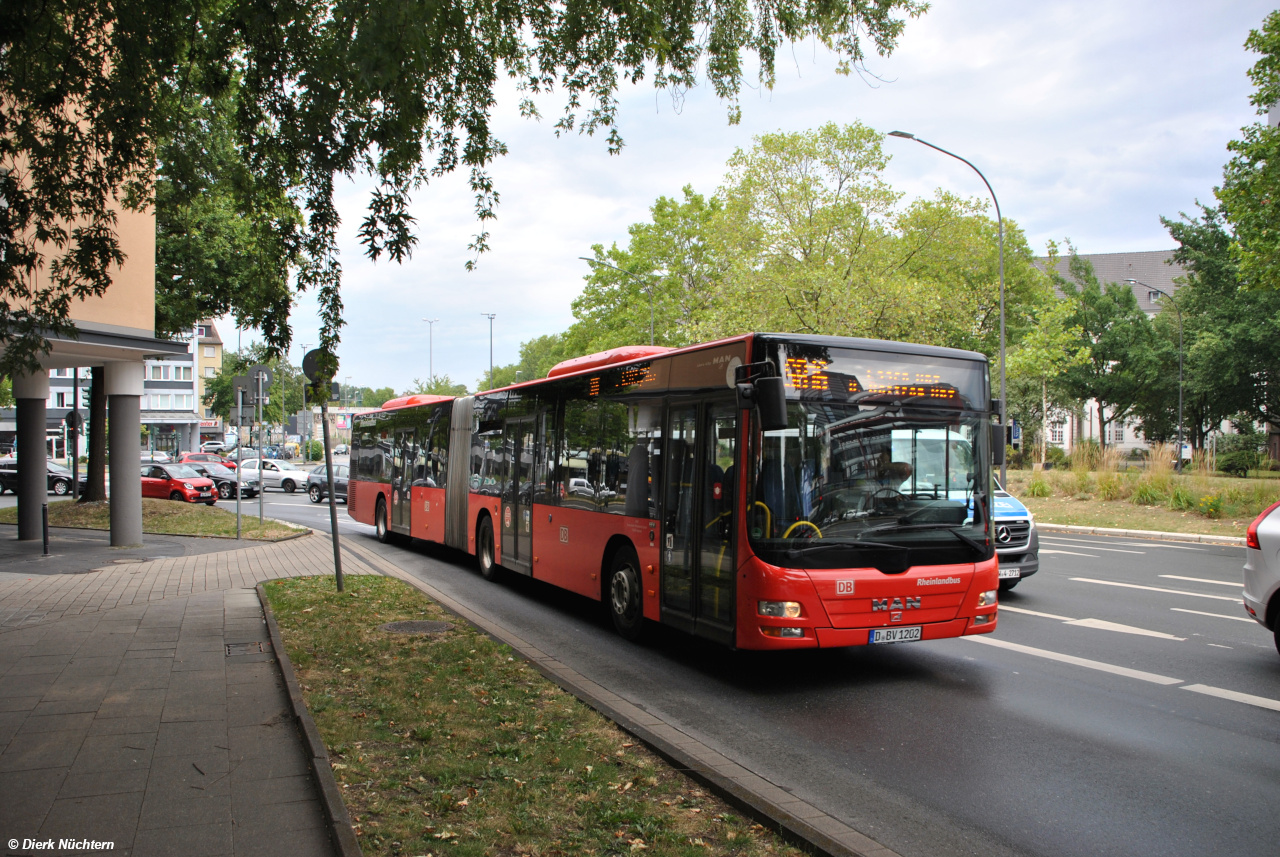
{"left": 1070, "top": 578, "right": 1240, "bottom": 601}
{"left": 1039, "top": 536, "right": 1205, "bottom": 551}
{"left": 1159, "top": 575, "right": 1240, "bottom": 587}
{"left": 1041, "top": 549, "right": 1098, "bottom": 558}
{"left": 1181, "top": 684, "right": 1280, "bottom": 712}
{"left": 1170, "top": 607, "right": 1255, "bottom": 623}
{"left": 1040, "top": 541, "right": 1145, "bottom": 554}
{"left": 999, "top": 605, "right": 1074, "bottom": 621}
{"left": 1000, "top": 605, "right": 1183, "bottom": 638}
{"left": 963, "top": 636, "right": 1183, "bottom": 685}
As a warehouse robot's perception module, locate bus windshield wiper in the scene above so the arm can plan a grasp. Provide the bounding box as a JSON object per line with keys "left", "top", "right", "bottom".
{"left": 863, "top": 523, "right": 987, "bottom": 555}
{"left": 785, "top": 540, "right": 908, "bottom": 558}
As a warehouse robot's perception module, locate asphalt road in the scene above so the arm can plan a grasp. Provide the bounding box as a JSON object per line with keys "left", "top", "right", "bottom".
{"left": 34, "top": 484, "right": 1280, "bottom": 857}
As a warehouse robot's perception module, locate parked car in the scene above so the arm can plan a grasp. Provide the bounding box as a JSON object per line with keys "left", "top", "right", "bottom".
{"left": 141, "top": 463, "right": 217, "bottom": 504}
{"left": 185, "top": 461, "right": 260, "bottom": 500}
{"left": 0, "top": 459, "right": 88, "bottom": 496}
{"left": 1244, "top": 500, "right": 1280, "bottom": 656}
{"left": 176, "top": 451, "right": 236, "bottom": 470}
{"left": 236, "top": 458, "right": 309, "bottom": 492}
{"left": 992, "top": 478, "right": 1040, "bottom": 591}
{"left": 332, "top": 443, "right": 349, "bottom": 456}
{"left": 143, "top": 450, "right": 172, "bottom": 462}
{"left": 200, "top": 441, "right": 226, "bottom": 454}
{"left": 307, "top": 464, "right": 349, "bottom": 503}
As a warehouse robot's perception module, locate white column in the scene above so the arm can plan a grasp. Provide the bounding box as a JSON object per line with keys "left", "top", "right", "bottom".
{"left": 105, "top": 361, "right": 145, "bottom": 546}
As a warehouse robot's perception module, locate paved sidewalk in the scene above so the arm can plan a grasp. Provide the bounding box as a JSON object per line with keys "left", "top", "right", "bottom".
{"left": 0, "top": 531, "right": 373, "bottom": 856}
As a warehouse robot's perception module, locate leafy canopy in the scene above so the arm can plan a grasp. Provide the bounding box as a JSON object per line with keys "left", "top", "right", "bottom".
{"left": 2, "top": 0, "right": 926, "bottom": 376}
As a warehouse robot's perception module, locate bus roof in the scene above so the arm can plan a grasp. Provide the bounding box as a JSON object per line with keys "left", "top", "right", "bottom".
{"left": 378, "top": 393, "right": 453, "bottom": 412}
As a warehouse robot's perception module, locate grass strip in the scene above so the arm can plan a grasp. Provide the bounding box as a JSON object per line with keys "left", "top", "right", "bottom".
{"left": 0, "top": 498, "right": 306, "bottom": 540}
{"left": 264, "top": 575, "right": 811, "bottom": 857}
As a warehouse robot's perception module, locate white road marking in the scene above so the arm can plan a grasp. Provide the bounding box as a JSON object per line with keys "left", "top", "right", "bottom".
{"left": 1159, "top": 575, "right": 1240, "bottom": 587}
{"left": 999, "top": 605, "right": 1074, "bottom": 621}
{"left": 1039, "top": 535, "right": 1205, "bottom": 551}
{"left": 1170, "top": 607, "right": 1255, "bottom": 624}
{"left": 1041, "top": 549, "right": 1099, "bottom": 558}
{"left": 1181, "top": 684, "right": 1280, "bottom": 712}
{"left": 1207, "top": 644, "right": 1234, "bottom": 649}
{"left": 999, "top": 605, "right": 1185, "bottom": 640}
{"left": 1062, "top": 617, "right": 1185, "bottom": 640}
{"left": 963, "top": 636, "right": 1183, "bottom": 685}
{"left": 1039, "top": 541, "right": 1145, "bottom": 554}
{"left": 1070, "top": 578, "right": 1240, "bottom": 602}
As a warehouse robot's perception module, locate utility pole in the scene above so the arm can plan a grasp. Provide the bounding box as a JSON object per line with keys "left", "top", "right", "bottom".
{"left": 422, "top": 319, "right": 438, "bottom": 386}
{"left": 481, "top": 313, "right": 496, "bottom": 390}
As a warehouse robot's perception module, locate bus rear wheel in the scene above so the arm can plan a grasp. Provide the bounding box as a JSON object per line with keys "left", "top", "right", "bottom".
{"left": 608, "top": 547, "right": 645, "bottom": 641}
{"left": 375, "top": 497, "right": 390, "bottom": 543}
{"left": 477, "top": 516, "right": 501, "bottom": 581}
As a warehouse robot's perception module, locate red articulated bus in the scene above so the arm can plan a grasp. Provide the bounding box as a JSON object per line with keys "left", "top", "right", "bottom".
{"left": 348, "top": 333, "right": 1001, "bottom": 650}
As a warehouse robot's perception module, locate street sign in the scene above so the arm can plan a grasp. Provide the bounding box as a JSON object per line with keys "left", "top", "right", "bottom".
{"left": 248, "top": 364, "right": 274, "bottom": 392}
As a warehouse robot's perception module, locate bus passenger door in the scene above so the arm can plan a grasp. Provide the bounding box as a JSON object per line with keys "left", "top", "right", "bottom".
{"left": 391, "top": 428, "right": 415, "bottom": 533}
{"left": 500, "top": 416, "right": 536, "bottom": 575}
{"left": 660, "top": 400, "right": 737, "bottom": 644}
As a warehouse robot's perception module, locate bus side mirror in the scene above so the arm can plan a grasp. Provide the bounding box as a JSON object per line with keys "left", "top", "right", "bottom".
{"left": 738, "top": 377, "right": 788, "bottom": 432}
{"left": 991, "top": 427, "right": 1006, "bottom": 466}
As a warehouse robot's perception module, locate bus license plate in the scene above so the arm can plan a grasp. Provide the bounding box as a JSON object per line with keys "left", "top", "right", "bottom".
{"left": 998, "top": 567, "right": 1020, "bottom": 579}
{"left": 870, "top": 626, "right": 922, "bottom": 645}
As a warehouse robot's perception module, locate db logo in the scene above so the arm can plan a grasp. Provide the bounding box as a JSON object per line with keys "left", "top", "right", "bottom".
{"left": 503, "top": 507, "right": 512, "bottom": 529}
{"left": 835, "top": 580, "right": 855, "bottom": 595}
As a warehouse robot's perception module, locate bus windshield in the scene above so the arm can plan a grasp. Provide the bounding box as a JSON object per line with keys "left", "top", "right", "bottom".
{"left": 748, "top": 341, "right": 992, "bottom": 572}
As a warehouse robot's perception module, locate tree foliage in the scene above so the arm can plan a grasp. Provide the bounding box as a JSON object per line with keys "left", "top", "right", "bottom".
{"left": 3, "top": 0, "right": 926, "bottom": 377}
{"left": 1218, "top": 10, "right": 1280, "bottom": 291}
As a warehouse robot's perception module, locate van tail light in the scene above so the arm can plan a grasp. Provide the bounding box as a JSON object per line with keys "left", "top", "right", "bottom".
{"left": 1246, "top": 500, "right": 1280, "bottom": 550}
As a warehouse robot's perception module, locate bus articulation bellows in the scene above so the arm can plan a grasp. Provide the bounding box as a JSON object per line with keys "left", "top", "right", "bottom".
{"left": 348, "top": 333, "right": 1001, "bottom": 650}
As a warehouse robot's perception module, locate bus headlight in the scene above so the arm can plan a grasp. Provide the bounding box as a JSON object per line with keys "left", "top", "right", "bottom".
{"left": 758, "top": 601, "right": 802, "bottom": 618}
{"left": 976, "top": 589, "right": 998, "bottom": 608}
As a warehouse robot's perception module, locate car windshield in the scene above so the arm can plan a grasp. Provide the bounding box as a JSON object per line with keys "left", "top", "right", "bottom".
{"left": 168, "top": 465, "right": 202, "bottom": 479}
{"left": 204, "top": 464, "right": 235, "bottom": 477}
{"left": 48, "top": 461, "right": 72, "bottom": 475}
{"left": 746, "top": 340, "right": 993, "bottom": 572}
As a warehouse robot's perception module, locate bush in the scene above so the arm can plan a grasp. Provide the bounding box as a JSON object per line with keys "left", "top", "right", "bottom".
{"left": 1045, "top": 446, "right": 1068, "bottom": 468}
{"left": 1132, "top": 482, "right": 1165, "bottom": 505}
{"left": 1097, "top": 472, "right": 1131, "bottom": 501}
{"left": 304, "top": 440, "right": 324, "bottom": 461}
{"left": 1218, "top": 450, "right": 1256, "bottom": 478}
{"left": 1027, "top": 476, "right": 1052, "bottom": 498}
{"left": 1167, "top": 484, "right": 1195, "bottom": 511}
{"left": 1069, "top": 439, "right": 1101, "bottom": 471}
{"left": 1197, "top": 494, "right": 1222, "bottom": 518}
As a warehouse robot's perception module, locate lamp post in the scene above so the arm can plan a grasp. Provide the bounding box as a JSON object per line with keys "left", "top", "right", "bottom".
{"left": 481, "top": 313, "right": 496, "bottom": 390}
{"left": 422, "top": 318, "right": 439, "bottom": 386}
{"left": 888, "top": 130, "right": 1007, "bottom": 484}
{"left": 1128, "top": 279, "right": 1183, "bottom": 468}
{"left": 579, "top": 257, "right": 654, "bottom": 346}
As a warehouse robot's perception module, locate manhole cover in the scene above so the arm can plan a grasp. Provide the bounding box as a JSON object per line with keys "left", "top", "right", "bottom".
{"left": 378, "top": 620, "right": 453, "bottom": 635}
{"left": 226, "top": 641, "right": 269, "bottom": 656}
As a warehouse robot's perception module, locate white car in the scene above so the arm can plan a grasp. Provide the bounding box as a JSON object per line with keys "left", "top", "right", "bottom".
{"left": 1243, "top": 500, "right": 1280, "bottom": 657}
{"left": 235, "top": 458, "right": 309, "bottom": 493}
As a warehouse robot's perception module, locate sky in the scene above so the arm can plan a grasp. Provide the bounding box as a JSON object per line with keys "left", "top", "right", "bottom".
{"left": 220, "top": 0, "right": 1276, "bottom": 396}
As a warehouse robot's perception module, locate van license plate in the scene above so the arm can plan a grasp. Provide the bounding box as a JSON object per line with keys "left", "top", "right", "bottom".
{"left": 870, "top": 626, "right": 922, "bottom": 645}
{"left": 998, "top": 567, "right": 1020, "bottom": 579}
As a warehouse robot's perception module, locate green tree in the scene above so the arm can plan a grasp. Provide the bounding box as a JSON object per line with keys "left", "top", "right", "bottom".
{"left": 1155, "top": 205, "right": 1280, "bottom": 447}
{"left": 203, "top": 346, "right": 304, "bottom": 424}
{"left": 576, "top": 188, "right": 724, "bottom": 350}
{"left": 408, "top": 376, "right": 469, "bottom": 397}
{"left": 1218, "top": 11, "right": 1280, "bottom": 290}
{"left": 2, "top": 0, "right": 926, "bottom": 376}
{"left": 1053, "top": 249, "right": 1160, "bottom": 447}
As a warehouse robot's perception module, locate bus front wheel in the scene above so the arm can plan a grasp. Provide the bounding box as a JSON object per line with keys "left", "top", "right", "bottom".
{"left": 608, "top": 547, "right": 645, "bottom": 641}
{"left": 477, "top": 516, "right": 501, "bottom": 581}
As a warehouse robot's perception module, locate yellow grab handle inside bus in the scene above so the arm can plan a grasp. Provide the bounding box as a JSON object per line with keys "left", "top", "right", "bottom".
{"left": 783, "top": 520, "right": 823, "bottom": 539}
{"left": 752, "top": 501, "right": 773, "bottom": 535}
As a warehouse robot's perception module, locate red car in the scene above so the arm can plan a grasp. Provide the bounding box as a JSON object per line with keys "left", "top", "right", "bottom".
{"left": 176, "top": 451, "right": 237, "bottom": 470}
{"left": 142, "top": 463, "right": 217, "bottom": 504}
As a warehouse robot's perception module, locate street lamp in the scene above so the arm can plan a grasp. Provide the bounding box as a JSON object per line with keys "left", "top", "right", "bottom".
{"left": 480, "top": 313, "right": 496, "bottom": 390}
{"left": 888, "top": 130, "right": 1007, "bottom": 484}
{"left": 579, "top": 257, "right": 654, "bottom": 346}
{"left": 422, "top": 318, "right": 439, "bottom": 385}
{"left": 1128, "top": 279, "right": 1183, "bottom": 467}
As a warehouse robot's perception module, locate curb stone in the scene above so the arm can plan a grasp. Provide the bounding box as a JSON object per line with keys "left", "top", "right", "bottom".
{"left": 338, "top": 539, "right": 902, "bottom": 857}
{"left": 258, "top": 582, "right": 364, "bottom": 857}
{"left": 1037, "top": 523, "right": 1245, "bottom": 546}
